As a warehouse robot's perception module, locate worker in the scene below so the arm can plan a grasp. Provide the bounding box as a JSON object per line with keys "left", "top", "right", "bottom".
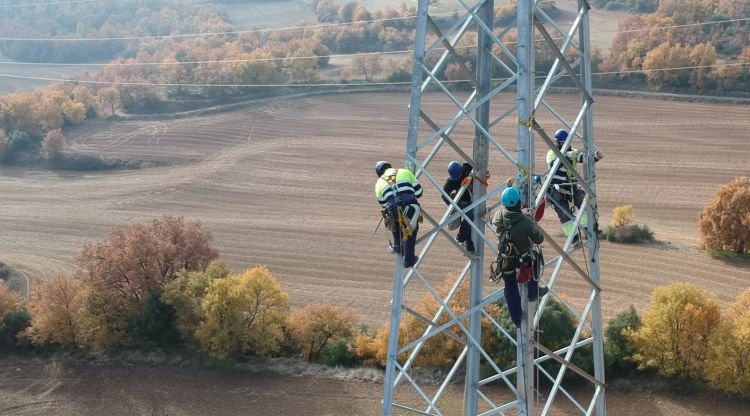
{"left": 490, "top": 187, "right": 547, "bottom": 327}
{"left": 442, "top": 161, "right": 475, "bottom": 254}
{"left": 375, "top": 160, "right": 423, "bottom": 268}
{"left": 546, "top": 129, "right": 603, "bottom": 239}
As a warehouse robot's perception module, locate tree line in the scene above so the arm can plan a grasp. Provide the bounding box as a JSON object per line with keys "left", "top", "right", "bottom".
{"left": 0, "top": 0, "right": 230, "bottom": 62}
{"left": 601, "top": 0, "right": 750, "bottom": 92}
{"left": 0, "top": 177, "right": 748, "bottom": 393}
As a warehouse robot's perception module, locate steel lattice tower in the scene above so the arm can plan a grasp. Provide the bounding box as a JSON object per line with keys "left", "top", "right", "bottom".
{"left": 381, "top": 0, "right": 605, "bottom": 414}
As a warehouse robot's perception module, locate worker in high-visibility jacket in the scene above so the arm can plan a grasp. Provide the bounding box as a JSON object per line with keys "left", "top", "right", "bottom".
{"left": 546, "top": 129, "right": 604, "bottom": 238}
{"left": 375, "top": 161, "right": 423, "bottom": 268}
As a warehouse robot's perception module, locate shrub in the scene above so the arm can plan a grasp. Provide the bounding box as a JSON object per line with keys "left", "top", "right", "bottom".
{"left": 6, "top": 131, "right": 36, "bottom": 156}
{"left": 194, "top": 266, "right": 289, "bottom": 360}
{"left": 611, "top": 205, "right": 634, "bottom": 228}
{"left": 321, "top": 338, "right": 360, "bottom": 367}
{"left": 605, "top": 224, "right": 655, "bottom": 244}
{"left": 42, "top": 129, "right": 65, "bottom": 160}
{"left": 128, "top": 289, "right": 181, "bottom": 349}
{"left": 604, "top": 305, "right": 640, "bottom": 378}
{"left": 627, "top": 283, "right": 721, "bottom": 379}
{"left": 706, "top": 288, "right": 750, "bottom": 396}
{"left": 286, "top": 303, "right": 357, "bottom": 361}
{"left": 351, "top": 325, "right": 390, "bottom": 367}
{"left": 0, "top": 281, "right": 22, "bottom": 325}
{"left": 1, "top": 308, "right": 32, "bottom": 347}
{"left": 0, "top": 262, "right": 11, "bottom": 280}
{"left": 162, "top": 262, "right": 230, "bottom": 342}
{"left": 480, "top": 296, "right": 589, "bottom": 386}
{"left": 603, "top": 205, "right": 655, "bottom": 243}
{"left": 699, "top": 177, "right": 750, "bottom": 254}
{"left": 26, "top": 273, "right": 86, "bottom": 347}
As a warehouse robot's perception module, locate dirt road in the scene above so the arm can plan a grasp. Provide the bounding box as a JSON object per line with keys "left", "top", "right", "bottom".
{"left": 1, "top": 357, "right": 748, "bottom": 416}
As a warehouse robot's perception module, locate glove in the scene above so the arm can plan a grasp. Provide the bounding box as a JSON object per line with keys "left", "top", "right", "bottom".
{"left": 506, "top": 177, "right": 515, "bottom": 187}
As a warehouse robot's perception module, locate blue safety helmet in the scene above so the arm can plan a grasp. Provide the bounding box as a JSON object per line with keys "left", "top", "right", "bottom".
{"left": 554, "top": 129, "right": 568, "bottom": 143}
{"left": 448, "top": 161, "right": 463, "bottom": 181}
{"left": 375, "top": 160, "right": 392, "bottom": 176}
{"left": 501, "top": 187, "right": 521, "bottom": 208}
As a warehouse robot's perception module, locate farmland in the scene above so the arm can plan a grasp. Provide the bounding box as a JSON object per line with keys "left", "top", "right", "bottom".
{"left": 1, "top": 92, "right": 748, "bottom": 326}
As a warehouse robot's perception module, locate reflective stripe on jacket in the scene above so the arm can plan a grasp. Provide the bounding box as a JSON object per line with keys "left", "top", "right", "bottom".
{"left": 375, "top": 168, "right": 423, "bottom": 208}
{"left": 546, "top": 149, "right": 584, "bottom": 186}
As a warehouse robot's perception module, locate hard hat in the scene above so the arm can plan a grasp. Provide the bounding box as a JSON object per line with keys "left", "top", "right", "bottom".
{"left": 375, "top": 160, "right": 392, "bottom": 176}
{"left": 501, "top": 187, "right": 521, "bottom": 208}
{"left": 448, "top": 161, "right": 463, "bottom": 180}
{"left": 554, "top": 129, "right": 568, "bottom": 143}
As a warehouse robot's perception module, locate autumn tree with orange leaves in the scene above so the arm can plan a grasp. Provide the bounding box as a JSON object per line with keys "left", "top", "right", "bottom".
{"left": 26, "top": 273, "right": 87, "bottom": 346}
{"left": 0, "top": 281, "right": 21, "bottom": 326}
{"left": 42, "top": 129, "right": 65, "bottom": 160}
{"left": 699, "top": 177, "right": 750, "bottom": 255}
{"left": 287, "top": 303, "right": 357, "bottom": 360}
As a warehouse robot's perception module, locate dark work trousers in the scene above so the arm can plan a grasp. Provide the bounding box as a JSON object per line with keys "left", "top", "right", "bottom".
{"left": 504, "top": 271, "right": 540, "bottom": 327}
{"left": 549, "top": 185, "right": 585, "bottom": 223}
{"left": 456, "top": 201, "right": 475, "bottom": 244}
{"left": 389, "top": 204, "right": 419, "bottom": 268}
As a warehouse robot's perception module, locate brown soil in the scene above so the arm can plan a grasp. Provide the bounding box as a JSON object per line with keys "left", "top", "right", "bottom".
{"left": 2, "top": 92, "right": 748, "bottom": 323}
{"left": 1, "top": 357, "right": 748, "bottom": 416}
{"left": 1, "top": 92, "right": 749, "bottom": 414}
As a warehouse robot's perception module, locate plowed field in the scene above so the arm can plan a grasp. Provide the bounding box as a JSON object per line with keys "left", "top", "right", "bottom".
{"left": 2, "top": 92, "right": 748, "bottom": 324}
{"left": 1, "top": 92, "right": 750, "bottom": 415}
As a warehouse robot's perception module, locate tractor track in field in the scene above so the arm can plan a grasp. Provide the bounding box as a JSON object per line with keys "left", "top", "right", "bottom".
{"left": 1, "top": 92, "right": 749, "bottom": 325}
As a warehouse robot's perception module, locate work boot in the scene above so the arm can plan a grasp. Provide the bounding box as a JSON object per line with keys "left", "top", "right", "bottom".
{"left": 388, "top": 244, "right": 401, "bottom": 254}
{"left": 404, "top": 255, "right": 419, "bottom": 268}
{"left": 465, "top": 240, "right": 475, "bottom": 254}
{"left": 529, "top": 286, "right": 549, "bottom": 302}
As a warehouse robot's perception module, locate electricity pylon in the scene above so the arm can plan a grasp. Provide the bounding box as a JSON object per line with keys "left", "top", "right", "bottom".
{"left": 381, "top": 0, "right": 605, "bottom": 414}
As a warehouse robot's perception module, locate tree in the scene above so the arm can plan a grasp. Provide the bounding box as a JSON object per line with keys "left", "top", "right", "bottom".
{"left": 626, "top": 283, "right": 721, "bottom": 378}
{"left": 285, "top": 48, "right": 318, "bottom": 84}
{"left": 232, "top": 48, "right": 278, "bottom": 86}
{"left": 97, "top": 87, "right": 121, "bottom": 118}
{"left": 62, "top": 102, "right": 87, "bottom": 125}
{"left": 351, "top": 54, "right": 382, "bottom": 81}
{"left": 73, "top": 85, "right": 96, "bottom": 116}
{"left": 43, "top": 129, "right": 65, "bottom": 160}
{"left": 605, "top": 306, "right": 641, "bottom": 378}
{"left": 642, "top": 42, "right": 691, "bottom": 88}
{"left": 699, "top": 177, "right": 750, "bottom": 254}
{"left": 128, "top": 289, "right": 181, "bottom": 348}
{"left": 706, "top": 288, "right": 750, "bottom": 395}
{"left": 0, "top": 281, "right": 21, "bottom": 326}
{"left": 1, "top": 309, "right": 31, "bottom": 347}
{"left": 26, "top": 273, "right": 86, "bottom": 346}
{"left": 354, "top": 277, "right": 501, "bottom": 368}
{"left": 195, "top": 266, "right": 289, "bottom": 359}
{"left": 286, "top": 303, "right": 357, "bottom": 360}
{"left": 688, "top": 42, "right": 717, "bottom": 90}
{"left": 162, "top": 261, "right": 230, "bottom": 341}
{"left": 76, "top": 215, "right": 219, "bottom": 316}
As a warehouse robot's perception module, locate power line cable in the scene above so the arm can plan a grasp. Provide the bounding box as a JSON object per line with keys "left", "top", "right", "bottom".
{"left": 0, "top": 12, "right": 454, "bottom": 42}
{"left": 0, "top": 0, "right": 96, "bottom": 8}
{"left": 0, "top": 5, "right": 745, "bottom": 43}
{"left": 0, "top": 16, "right": 746, "bottom": 67}
{"left": 0, "top": 62, "right": 746, "bottom": 88}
